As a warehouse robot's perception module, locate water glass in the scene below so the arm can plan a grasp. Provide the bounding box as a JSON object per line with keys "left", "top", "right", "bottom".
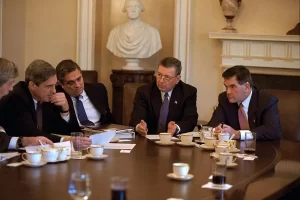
{"left": 111, "top": 176, "right": 128, "bottom": 200}
{"left": 68, "top": 173, "right": 91, "bottom": 200}
{"left": 71, "top": 132, "right": 83, "bottom": 158}
{"left": 245, "top": 131, "right": 256, "bottom": 153}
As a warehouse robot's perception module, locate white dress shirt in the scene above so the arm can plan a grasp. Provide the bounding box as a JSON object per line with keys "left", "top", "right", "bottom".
{"left": 238, "top": 90, "right": 253, "bottom": 140}
{"left": 71, "top": 90, "right": 101, "bottom": 126}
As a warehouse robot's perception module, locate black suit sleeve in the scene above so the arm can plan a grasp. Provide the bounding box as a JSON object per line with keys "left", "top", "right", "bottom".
{"left": 176, "top": 88, "right": 198, "bottom": 133}
{"left": 0, "top": 132, "right": 10, "bottom": 153}
{"left": 252, "top": 97, "right": 281, "bottom": 140}
{"left": 207, "top": 94, "right": 227, "bottom": 127}
{"left": 100, "top": 84, "right": 113, "bottom": 124}
{"left": 129, "top": 87, "right": 149, "bottom": 128}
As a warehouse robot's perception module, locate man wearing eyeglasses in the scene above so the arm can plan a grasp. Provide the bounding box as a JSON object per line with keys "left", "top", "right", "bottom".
{"left": 129, "top": 57, "right": 198, "bottom": 136}
{"left": 207, "top": 65, "right": 281, "bottom": 140}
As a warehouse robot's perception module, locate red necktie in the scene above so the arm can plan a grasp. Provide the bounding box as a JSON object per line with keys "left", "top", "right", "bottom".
{"left": 238, "top": 103, "right": 249, "bottom": 130}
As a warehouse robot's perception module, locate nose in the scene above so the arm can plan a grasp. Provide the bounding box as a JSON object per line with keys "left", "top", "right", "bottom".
{"left": 226, "top": 87, "right": 231, "bottom": 95}
{"left": 51, "top": 86, "right": 56, "bottom": 94}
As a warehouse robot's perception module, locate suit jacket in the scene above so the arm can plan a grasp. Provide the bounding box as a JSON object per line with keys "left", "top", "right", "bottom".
{"left": 56, "top": 82, "right": 113, "bottom": 132}
{"left": 0, "top": 82, "right": 70, "bottom": 143}
{"left": 0, "top": 132, "right": 10, "bottom": 152}
{"left": 208, "top": 87, "right": 281, "bottom": 140}
{"left": 129, "top": 81, "right": 198, "bottom": 134}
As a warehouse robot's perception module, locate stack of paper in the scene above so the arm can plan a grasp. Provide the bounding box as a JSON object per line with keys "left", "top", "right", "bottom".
{"left": 0, "top": 152, "right": 20, "bottom": 162}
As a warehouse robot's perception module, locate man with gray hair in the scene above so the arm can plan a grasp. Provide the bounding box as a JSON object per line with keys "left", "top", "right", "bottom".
{"left": 0, "top": 59, "right": 91, "bottom": 147}
{"left": 0, "top": 58, "right": 53, "bottom": 152}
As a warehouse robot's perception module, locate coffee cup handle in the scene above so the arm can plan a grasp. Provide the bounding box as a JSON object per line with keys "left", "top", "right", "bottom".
{"left": 21, "top": 153, "right": 28, "bottom": 161}
{"left": 87, "top": 147, "right": 91, "bottom": 154}
{"left": 232, "top": 156, "right": 237, "bottom": 163}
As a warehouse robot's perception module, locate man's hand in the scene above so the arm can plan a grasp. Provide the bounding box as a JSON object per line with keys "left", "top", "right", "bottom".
{"left": 222, "top": 124, "right": 240, "bottom": 140}
{"left": 22, "top": 136, "right": 54, "bottom": 147}
{"left": 136, "top": 120, "right": 148, "bottom": 136}
{"left": 167, "top": 121, "right": 177, "bottom": 135}
{"left": 50, "top": 92, "right": 69, "bottom": 112}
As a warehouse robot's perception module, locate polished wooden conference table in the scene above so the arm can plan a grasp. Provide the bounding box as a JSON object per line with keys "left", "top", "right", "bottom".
{"left": 1, "top": 131, "right": 300, "bottom": 200}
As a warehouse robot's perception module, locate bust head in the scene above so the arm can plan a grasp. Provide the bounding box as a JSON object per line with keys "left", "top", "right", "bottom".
{"left": 122, "top": 0, "right": 145, "bottom": 20}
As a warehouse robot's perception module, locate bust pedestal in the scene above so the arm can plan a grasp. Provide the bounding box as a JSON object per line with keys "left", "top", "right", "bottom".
{"left": 110, "top": 69, "right": 155, "bottom": 125}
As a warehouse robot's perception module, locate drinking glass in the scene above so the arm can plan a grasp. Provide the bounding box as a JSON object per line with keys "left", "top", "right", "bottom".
{"left": 200, "top": 126, "right": 213, "bottom": 141}
{"left": 68, "top": 172, "right": 91, "bottom": 200}
{"left": 245, "top": 131, "right": 256, "bottom": 153}
{"left": 111, "top": 176, "right": 128, "bottom": 200}
{"left": 71, "top": 132, "right": 83, "bottom": 158}
{"left": 212, "top": 157, "right": 227, "bottom": 186}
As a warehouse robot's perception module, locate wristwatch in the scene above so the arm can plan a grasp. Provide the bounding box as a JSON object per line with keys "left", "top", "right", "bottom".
{"left": 17, "top": 137, "right": 24, "bottom": 148}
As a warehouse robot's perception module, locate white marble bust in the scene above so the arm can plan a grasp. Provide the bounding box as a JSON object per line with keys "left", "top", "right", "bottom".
{"left": 106, "top": 0, "right": 162, "bottom": 69}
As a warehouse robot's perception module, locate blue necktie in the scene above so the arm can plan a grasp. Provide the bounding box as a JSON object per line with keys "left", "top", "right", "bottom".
{"left": 36, "top": 102, "right": 43, "bottom": 130}
{"left": 75, "top": 96, "right": 94, "bottom": 126}
{"left": 157, "top": 93, "right": 169, "bottom": 133}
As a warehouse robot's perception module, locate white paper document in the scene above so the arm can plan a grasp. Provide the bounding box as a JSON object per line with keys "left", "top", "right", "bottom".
{"left": 146, "top": 135, "right": 178, "bottom": 140}
{"left": 90, "top": 130, "right": 116, "bottom": 145}
{"left": 0, "top": 152, "right": 20, "bottom": 162}
{"left": 114, "top": 132, "right": 135, "bottom": 139}
{"left": 104, "top": 143, "right": 136, "bottom": 150}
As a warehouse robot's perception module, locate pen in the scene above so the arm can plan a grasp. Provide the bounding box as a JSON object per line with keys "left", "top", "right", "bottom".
{"left": 221, "top": 122, "right": 224, "bottom": 128}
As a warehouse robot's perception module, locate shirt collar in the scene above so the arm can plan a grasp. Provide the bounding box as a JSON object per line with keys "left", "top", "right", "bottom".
{"left": 240, "top": 89, "right": 252, "bottom": 109}
{"left": 161, "top": 90, "right": 173, "bottom": 99}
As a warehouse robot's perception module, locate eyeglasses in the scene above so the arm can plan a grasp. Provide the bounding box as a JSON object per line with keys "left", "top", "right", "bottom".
{"left": 156, "top": 73, "right": 177, "bottom": 82}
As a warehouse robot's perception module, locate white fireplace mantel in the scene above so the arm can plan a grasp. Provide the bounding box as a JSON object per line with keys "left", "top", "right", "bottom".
{"left": 209, "top": 32, "right": 300, "bottom": 75}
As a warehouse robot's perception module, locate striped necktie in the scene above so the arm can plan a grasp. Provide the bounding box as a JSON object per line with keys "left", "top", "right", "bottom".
{"left": 157, "top": 92, "right": 169, "bottom": 133}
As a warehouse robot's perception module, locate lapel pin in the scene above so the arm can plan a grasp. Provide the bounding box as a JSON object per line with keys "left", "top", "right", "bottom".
{"left": 174, "top": 101, "right": 178, "bottom": 104}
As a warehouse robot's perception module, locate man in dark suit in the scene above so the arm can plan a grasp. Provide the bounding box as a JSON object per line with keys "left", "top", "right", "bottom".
{"left": 0, "top": 59, "right": 91, "bottom": 148}
{"left": 129, "top": 57, "right": 198, "bottom": 136}
{"left": 208, "top": 65, "right": 281, "bottom": 140}
{"left": 55, "top": 59, "right": 113, "bottom": 131}
{"left": 0, "top": 58, "right": 53, "bottom": 152}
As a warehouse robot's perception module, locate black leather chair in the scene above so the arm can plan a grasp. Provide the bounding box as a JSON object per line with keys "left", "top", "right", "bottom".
{"left": 82, "top": 70, "right": 98, "bottom": 83}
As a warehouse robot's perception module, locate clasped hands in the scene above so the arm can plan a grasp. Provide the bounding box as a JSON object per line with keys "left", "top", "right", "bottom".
{"left": 214, "top": 123, "right": 240, "bottom": 140}
{"left": 136, "top": 120, "right": 177, "bottom": 136}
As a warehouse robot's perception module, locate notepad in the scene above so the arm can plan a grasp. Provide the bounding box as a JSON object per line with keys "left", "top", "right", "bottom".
{"left": 104, "top": 143, "right": 136, "bottom": 150}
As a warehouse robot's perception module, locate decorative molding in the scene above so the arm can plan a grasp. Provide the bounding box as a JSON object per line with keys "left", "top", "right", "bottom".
{"left": 76, "top": 0, "right": 96, "bottom": 70}
{"left": 0, "top": 0, "right": 2, "bottom": 57}
{"left": 209, "top": 32, "right": 300, "bottom": 70}
{"left": 174, "top": 0, "right": 191, "bottom": 82}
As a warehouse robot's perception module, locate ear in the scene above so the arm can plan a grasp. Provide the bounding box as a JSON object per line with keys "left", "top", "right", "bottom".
{"left": 245, "top": 82, "right": 251, "bottom": 91}
{"left": 28, "top": 81, "right": 37, "bottom": 91}
{"left": 176, "top": 75, "right": 181, "bottom": 84}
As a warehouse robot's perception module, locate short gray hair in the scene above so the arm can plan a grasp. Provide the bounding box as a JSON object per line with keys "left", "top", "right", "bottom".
{"left": 25, "top": 59, "right": 56, "bottom": 86}
{"left": 0, "top": 58, "right": 19, "bottom": 86}
{"left": 122, "top": 0, "right": 145, "bottom": 12}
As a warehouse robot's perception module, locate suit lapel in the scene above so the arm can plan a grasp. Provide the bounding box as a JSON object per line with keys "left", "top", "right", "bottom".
{"left": 151, "top": 85, "right": 162, "bottom": 121}
{"left": 168, "top": 83, "right": 183, "bottom": 121}
{"left": 248, "top": 88, "right": 258, "bottom": 129}
{"left": 85, "top": 83, "right": 106, "bottom": 114}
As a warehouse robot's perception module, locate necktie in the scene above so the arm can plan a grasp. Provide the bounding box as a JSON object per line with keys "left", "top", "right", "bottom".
{"left": 75, "top": 96, "right": 95, "bottom": 126}
{"left": 157, "top": 93, "right": 169, "bottom": 133}
{"left": 36, "top": 102, "right": 43, "bottom": 131}
{"left": 238, "top": 103, "right": 249, "bottom": 130}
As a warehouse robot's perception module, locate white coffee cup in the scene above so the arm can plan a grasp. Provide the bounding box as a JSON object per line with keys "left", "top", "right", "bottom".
{"left": 22, "top": 152, "right": 42, "bottom": 164}
{"left": 173, "top": 163, "right": 190, "bottom": 177}
{"left": 219, "top": 152, "right": 237, "bottom": 164}
{"left": 179, "top": 133, "right": 193, "bottom": 144}
{"left": 204, "top": 137, "right": 217, "bottom": 148}
{"left": 215, "top": 145, "right": 230, "bottom": 154}
{"left": 56, "top": 147, "right": 69, "bottom": 160}
{"left": 42, "top": 149, "right": 59, "bottom": 162}
{"left": 87, "top": 145, "right": 104, "bottom": 157}
{"left": 218, "top": 133, "right": 230, "bottom": 142}
{"left": 159, "top": 133, "right": 172, "bottom": 143}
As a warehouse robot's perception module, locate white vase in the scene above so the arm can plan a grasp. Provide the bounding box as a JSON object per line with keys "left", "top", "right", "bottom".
{"left": 219, "top": 0, "right": 242, "bottom": 33}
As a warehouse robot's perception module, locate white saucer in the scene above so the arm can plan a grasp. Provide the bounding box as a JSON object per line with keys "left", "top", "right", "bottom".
{"left": 86, "top": 154, "right": 108, "bottom": 160}
{"left": 167, "top": 173, "right": 194, "bottom": 181}
{"left": 210, "top": 152, "right": 219, "bottom": 158}
{"left": 217, "top": 162, "right": 238, "bottom": 168}
{"left": 199, "top": 144, "right": 215, "bottom": 150}
{"left": 155, "top": 141, "right": 175, "bottom": 146}
{"left": 229, "top": 148, "right": 240, "bottom": 153}
{"left": 176, "top": 142, "right": 196, "bottom": 147}
{"left": 110, "top": 138, "right": 120, "bottom": 143}
{"left": 22, "top": 160, "right": 47, "bottom": 168}
{"left": 47, "top": 157, "right": 70, "bottom": 163}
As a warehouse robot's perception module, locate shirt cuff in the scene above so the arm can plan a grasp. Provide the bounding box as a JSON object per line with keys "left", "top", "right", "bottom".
{"left": 61, "top": 113, "right": 70, "bottom": 122}
{"left": 239, "top": 130, "right": 249, "bottom": 140}
{"left": 8, "top": 137, "right": 19, "bottom": 150}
